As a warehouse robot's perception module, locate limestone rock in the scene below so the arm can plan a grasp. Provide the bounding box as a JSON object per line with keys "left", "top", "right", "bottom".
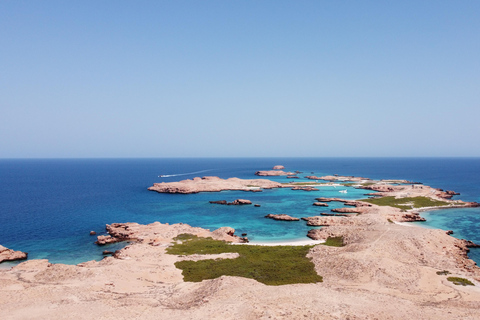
{"left": 265, "top": 214, "right": 300, "bottom": 221}
{"left": 0, "top": 245, "right": 28, "bottom": 263}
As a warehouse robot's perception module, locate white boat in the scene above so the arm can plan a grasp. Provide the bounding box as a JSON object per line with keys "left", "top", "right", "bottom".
{"left": 339, "top": 190, "right": 347, "bottom": 193}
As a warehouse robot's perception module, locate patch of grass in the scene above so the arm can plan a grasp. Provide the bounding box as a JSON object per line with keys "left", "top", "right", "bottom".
{"left": 246, "top": 185, "right": 260, "bottom": 188}
{"left": 387, "top": 219, "right": 394, "bottom": 223}
{"left": 436, "top": 270, "right": 451, "bottom": 275}
{"left": 322, "top": 236, "right": 344, "bottom": 247}
{"left": 359, "top": 196, "right": 450, "bottom": 209}
{"left": 341, "top": 183, "right": 355, "bottom": 186}
{"left": 166, "top": 235, "right": 322, "bottom": 285}
{"left": 447, "top": 277, "right": 474, "bottom": 286}
{"left": 361, "top": 182, "right": 376, "bottom": 186}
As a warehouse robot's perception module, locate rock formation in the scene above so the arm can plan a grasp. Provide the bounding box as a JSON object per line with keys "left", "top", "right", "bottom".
{"left": 0, "top": 245, "right": 27, "bottom": 263}
{"left": 272, "top": 165, "right": 285, "bottom": 170}
{"left": 255, "top": 170, "right": 295, "bottom": 176}
{"left": 265, "top": 214, "right": 300, "bottom": 221}
{"left": 149, "top": 176, "right": 282, "bottom": 194}
{"left": 313, "top": 202, "right": 328, "bottom": 206}
{"left": 209, "top": 199, "right": 252, "bottom": 205}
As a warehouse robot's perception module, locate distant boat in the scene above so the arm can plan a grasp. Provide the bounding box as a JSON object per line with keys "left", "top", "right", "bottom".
{"left": 339, "top": 190, "right": 347, "bottom": 193}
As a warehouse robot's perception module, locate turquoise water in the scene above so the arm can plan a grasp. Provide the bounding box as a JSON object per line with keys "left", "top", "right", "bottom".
{"left": 1, "top": 158, "right": 479, "bottom": 265}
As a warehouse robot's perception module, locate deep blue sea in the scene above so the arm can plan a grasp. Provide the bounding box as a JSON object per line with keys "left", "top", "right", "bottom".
{"left": 1, "top": 158, "right": 479, "bottom": 267}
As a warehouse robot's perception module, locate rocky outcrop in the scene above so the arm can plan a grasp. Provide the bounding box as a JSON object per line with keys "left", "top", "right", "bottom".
{"left": 331, "top": 208, "right": 366, "bottom": 214}
{"left": 209, "top": 200, "right": 227, "bottom": 205}
{"left": 313, "top": 202, "right": 328, "bottom": 207}
{"left": 305, "top": 176, "right": 322, "bottom": 180}
{"left": 400, "top": 212, "right": 426, "bottom": 222}
{"left": 272, "top": 165, "right": 285, "bottom": 170}
{"left": 255, "top": 171, "right": 295, "bottom": 176}
{"left": 149, "top": 176, "right": 283, "bottom": 194}
{"left": 265, "top": 214, "right": 300, "bottom": 221}
{"left": 0, "top": 245, "right": 28, "bottom": 263}
{"left": 287, "top": 176, "right": 300, "bottom": 179}
{"left": 291, "top": 186, "right": 319, "bottom": 191}
{"left": 95, "top": 223, "right": 138, "bottom": 245}
{"left": 209, "top": 199, "right": 252, "bottom": 205}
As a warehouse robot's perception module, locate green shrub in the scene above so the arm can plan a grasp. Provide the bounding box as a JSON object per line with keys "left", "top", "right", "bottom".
{"left": 322, "top": 236, "right": 344, "bottom": 247}
{"left": 447, "top": 277, "right": 474, "bottom": 286}
{"left": 167, "top": 234, "right": 323, "bottom": 286}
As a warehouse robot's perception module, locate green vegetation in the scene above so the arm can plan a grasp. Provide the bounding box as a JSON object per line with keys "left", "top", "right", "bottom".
{"left": 361, "top": 182, "right": 376, "bottom": 186}
{"left": 447, "top": 277, "right": 474, "bottom": 286}
{"left": 360, "top": 196, "right": 449, "bottom": 209}
{"left": 436, "top": 270, "right": 451, "bottom": 275}
{"left": 167, "top": 234, "right": 323, "bottom": 286}
{"left": 246, "top": 185, "right": 260, "bottom": 188}
{"left": 322, "top": 236, "right": 344, "bottom": 247}
{"left": 387, "top": 218, "right": 394, "bottom": 224}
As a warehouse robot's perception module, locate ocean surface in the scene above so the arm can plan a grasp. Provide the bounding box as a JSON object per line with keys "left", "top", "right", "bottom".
{"left": 1, "top": 158, "right": 479, "bottom": 267}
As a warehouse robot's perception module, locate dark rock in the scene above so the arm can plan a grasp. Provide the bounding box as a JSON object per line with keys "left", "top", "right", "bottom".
{"left": 90, "top": 231, "right": 97, "bottom": 235}
{"left": 210, "top": 200, "right": 227, "bottom": 205}
{"left": 446, "top": 230, "right": 454, "bottom": 235}
{"left": 210, "top": 199, "right": 252, "bottom": 205}
{"left": 241, "top": 233, "right": 247, "bottom": 236}
{"left": 102, "top": 250, "right": 114, "bottom": 255}
{"left": 287, "top": 176, "right": 300, "bottom": 179}
{"left": 254, "top": 204, "right": 261, "bottom": 207}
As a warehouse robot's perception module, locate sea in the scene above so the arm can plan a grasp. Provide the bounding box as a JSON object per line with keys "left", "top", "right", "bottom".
{"left": 1, "top": 158, "right": 479, "bottom": 267}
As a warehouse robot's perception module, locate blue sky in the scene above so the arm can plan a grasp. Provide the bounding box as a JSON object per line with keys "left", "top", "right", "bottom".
{"left": 1, "top": 1, "right": 479, "bottom": 158}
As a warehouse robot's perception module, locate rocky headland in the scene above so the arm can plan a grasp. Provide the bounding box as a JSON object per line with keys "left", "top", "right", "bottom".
{"left": 0, "top": 245, "right": 27, "bottom": 263}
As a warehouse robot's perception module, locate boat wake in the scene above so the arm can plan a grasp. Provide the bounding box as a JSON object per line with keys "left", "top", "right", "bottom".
{"left": 159, "top": 169, "right": 213, "bottom": 178}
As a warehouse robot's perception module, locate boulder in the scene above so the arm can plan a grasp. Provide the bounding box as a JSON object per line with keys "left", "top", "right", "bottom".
{"left": 273, "top": 165, "right": 285, "bottom": 170}
{"left": 89, "top": 231, "right": 96, "bottom": 235}
{"left": 212, "top": 227, "right": 236, "bottom": 237}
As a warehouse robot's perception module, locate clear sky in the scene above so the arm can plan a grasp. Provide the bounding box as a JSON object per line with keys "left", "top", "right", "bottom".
{"left": 1, "top": 1, "right": 479, "bottom": 158}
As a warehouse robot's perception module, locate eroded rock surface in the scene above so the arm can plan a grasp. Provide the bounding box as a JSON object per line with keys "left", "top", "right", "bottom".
{"left": 0, "top": 245, "right": 27, "bottom": 263}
